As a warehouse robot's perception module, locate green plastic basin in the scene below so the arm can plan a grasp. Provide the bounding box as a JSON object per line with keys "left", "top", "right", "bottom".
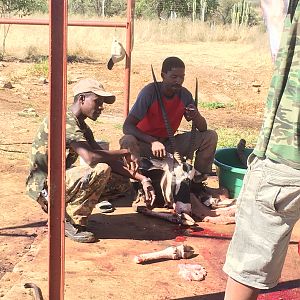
{"left": 214, "top": 148, "right": 253, "bottom": 199}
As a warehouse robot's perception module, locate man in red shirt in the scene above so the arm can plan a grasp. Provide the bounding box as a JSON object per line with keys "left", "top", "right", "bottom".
{"left": 120, "top": 56, "right": 217, "bottom": 184}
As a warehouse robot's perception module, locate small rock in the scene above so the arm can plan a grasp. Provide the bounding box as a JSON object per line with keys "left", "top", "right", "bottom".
{"left": 252, "top": 81, "right": 261, "bottom": 88}
{"left": 68, "top": 78, "right": 77, "bottom": 84}
{"left": 18, "top": 108, "right": 38, "bottom": 117}
{"left": 39, "top": 77, "right": 48, "bottom": 84}
{"left": 3, "top": 82, "right": 13, "bottom": 89}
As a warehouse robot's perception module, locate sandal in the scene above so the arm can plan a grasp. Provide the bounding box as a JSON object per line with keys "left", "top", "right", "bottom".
{"left": 96, "top": 200, "right": 115, "bottom": 213}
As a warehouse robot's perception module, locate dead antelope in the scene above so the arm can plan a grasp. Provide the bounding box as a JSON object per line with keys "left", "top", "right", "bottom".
{"left": 139, "top": 154, "right": 196, "bottom": 215}
{"left": 137, "top": 71, "right": 200, "bottom": 217}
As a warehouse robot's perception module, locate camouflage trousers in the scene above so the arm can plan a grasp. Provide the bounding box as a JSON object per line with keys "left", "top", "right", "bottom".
{"left": 65, "top": 163, "right": 130, "bottom": 226}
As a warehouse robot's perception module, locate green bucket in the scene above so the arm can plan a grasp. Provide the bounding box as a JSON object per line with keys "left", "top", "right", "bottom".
{"left": 214, "top": 148, "right": 253, "bottom": 199}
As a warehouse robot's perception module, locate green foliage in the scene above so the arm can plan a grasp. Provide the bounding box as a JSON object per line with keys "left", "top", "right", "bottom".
{"left": 0, "top": 0, "right": 47, "bottom": 17}
{"left": 199, "top": 101, "right": 228, "bottom": 109}
{"left": 230, "top": 0, "right": 258, "bottom": 26}
{"left": 113, "top": 123, "right": 123, "bottom": 130}
{"left": 197, "top": 0, "right": 219, "bottom": 21}
{"left": 214, "top": 0, "right": 258, "bottom": 25}
{"left": 69, "top": 0, "right": 126, "bottom": 17}
{"left": 28, "top": 60, "right": 49, "bottom": 77}
{"left": 135, "top": 0, "right": 219, "bottom": 20}
{"left": 106, "top": 0, "right": 127, "bottom": 16}
{"left": 215, "top": 0, "right": 238, "bottom": 24}
{"left": 134, "top": 0, "right": 258, "bottom": 25}
{"left": 135, "top": 0, "right": 152, "bottom": 18}
{"left": 215, "top": 127, "right": 258, "bottom": 148}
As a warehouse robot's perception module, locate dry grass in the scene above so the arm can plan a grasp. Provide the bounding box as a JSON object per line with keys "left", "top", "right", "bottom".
{"left": 0, "top": 15, "right": 268, "bottom": 59}
{"left": 137, "top": 18, "right": 267, "bottom": 44}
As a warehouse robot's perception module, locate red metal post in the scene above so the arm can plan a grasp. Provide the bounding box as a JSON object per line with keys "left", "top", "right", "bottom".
{"left": 0, "top": 2, "right": 134, "bottom": 297}
{"left": 124, "top": 0, "right": 135, "bottom": 117}
{"left": 48, "top": 0, "right": 67, "bottom": 299}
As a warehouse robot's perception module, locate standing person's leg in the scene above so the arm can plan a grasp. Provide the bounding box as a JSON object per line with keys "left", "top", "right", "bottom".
{"left": 223, "top": 156, "right": 300, "bottom": 299}
{"left": 65, "top": 163, "right": 111, "bottom": 226}
{"left": 224, "top": 278, "right": 259, "bottom": 300}
{"left": 171, "top": 130, "right": 218, "bottom": 175}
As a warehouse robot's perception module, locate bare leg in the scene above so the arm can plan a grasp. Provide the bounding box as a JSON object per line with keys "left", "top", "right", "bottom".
{"left": 224, "top": 277, "right": 259, "bottom": 300}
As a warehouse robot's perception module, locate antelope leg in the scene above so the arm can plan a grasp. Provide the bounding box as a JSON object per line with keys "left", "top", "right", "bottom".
{"left": 134, "top": 245, "right": 194, "bottom": 264}
{"left": 137, "top": 206, "right": 183, "bottom": 224}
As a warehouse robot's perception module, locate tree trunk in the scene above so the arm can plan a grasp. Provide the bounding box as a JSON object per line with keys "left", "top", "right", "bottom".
{"left": 192, "top": 0, "right": 196, "bottom": 22}
{"left": 102, "top": 0, "right": 106, "bottom": 17}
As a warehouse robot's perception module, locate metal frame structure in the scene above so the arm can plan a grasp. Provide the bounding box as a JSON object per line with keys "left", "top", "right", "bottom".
{"left": 0, "top": 6, "right": 134, "bottom": 116}
{"left": 0, "top": 1, "right": 135, "bottom": 299}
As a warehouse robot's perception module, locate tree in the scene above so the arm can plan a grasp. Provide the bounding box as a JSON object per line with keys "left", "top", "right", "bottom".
{"left": 0, "top": 0, "right": 47, "bottom": 17}
{"left": 69, "top": 0, "right": 87, "bottom": 15}
{"left": 135, "top": 0, "right": 218, "bottom": 20}
{"left": 69, "top": 0, "right": 126, "bottom": 17}
{"left": 213, "top": 0, "right": 258, "bottom": 25}
{"left": 215, "top": 0, "right": 239, "bottom": 24}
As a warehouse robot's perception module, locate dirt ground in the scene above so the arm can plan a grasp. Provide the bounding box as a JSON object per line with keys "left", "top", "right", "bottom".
{"left": 0, "top": 41, "right": 299, "bottom": 299}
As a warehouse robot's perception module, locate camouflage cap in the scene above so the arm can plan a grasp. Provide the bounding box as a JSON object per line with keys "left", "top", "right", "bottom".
{"left": 73, "top": 78, "right": 115, "bottom": 104}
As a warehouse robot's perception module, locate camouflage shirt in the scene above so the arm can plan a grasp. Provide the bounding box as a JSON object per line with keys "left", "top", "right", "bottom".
{"left": 26, "top": 109, "right": 97, "bottom": 200}
{"left": 254, "top": 2, "right": 300, "bottom": 170}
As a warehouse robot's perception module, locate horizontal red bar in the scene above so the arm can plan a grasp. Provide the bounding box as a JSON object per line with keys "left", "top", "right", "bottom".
{"left": 0, "top": 18, "right": 127, "bottom": 28}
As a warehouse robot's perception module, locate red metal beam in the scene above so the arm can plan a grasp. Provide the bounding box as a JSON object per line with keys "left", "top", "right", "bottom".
{"left": 124, "top": 0, "right": 135, "bottom": 116}
{"left": 48, "top": 0, "right": 67, "bottom": 299}
{"left": 0, "top": 18, "right": 127, "bottom": 28}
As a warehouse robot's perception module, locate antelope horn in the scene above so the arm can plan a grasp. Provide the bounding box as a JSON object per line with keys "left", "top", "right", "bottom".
{"left": 174, "top": 151, "right": 183, "bottom": 165}
{"left": 186, "top": 78, "right": 198, "bottom": 165}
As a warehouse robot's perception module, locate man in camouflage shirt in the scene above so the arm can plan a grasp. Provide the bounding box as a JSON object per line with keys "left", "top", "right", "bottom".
{"left": 223, "top": 1, "right": 300, "bottom": 299}
{"left": 26, "top": 78, "right": 155, "bottom": 243}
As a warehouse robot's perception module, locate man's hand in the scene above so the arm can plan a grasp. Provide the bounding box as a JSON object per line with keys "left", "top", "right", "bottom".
{"left": 151, "top": 140, "right": 166, "bottom": 158}
{"left": 184, "top": 104, "right": 198, "bottom": 122}
{"left": 141, "top": 178, "right": 156, "bottom": 207}
{"left": 122, "top": 151, "right": 139, "bottom": 174}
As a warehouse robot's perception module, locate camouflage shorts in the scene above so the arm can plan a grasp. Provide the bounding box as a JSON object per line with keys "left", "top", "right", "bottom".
{"left": 65, "top": 163, "right": 130, "bottom": 225}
